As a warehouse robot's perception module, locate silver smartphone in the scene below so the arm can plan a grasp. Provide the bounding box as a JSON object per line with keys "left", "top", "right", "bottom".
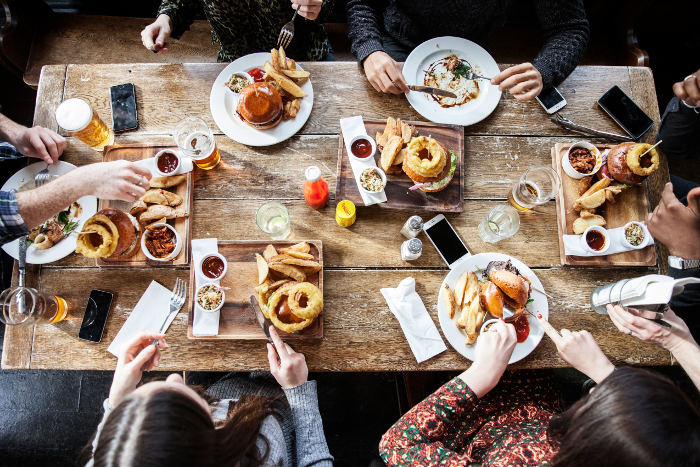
{"left": 536, "top": 87, "right": 567, "bottom": 114}
{"left": 423, "top": 214, "right": 471, "bottom": 269}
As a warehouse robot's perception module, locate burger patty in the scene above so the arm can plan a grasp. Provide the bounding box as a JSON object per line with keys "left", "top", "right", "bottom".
{"left": 485, "top": 260, "right": 520, "bottom": 277}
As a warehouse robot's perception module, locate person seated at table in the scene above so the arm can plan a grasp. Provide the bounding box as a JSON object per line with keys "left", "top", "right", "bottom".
{"left": 80, "top": 327, "right": 333, "bottom": 467}
{"left": 0, "top": 112, "right": 67, "bottom": 165}
{"left": 658, "top": 68, "right": 700, "bottom": 165}
{"left": 379, "top": 319, "right": 700, "bottom": 466}
{"left": 346, "top": 0, "right": 589, "bottom": 99}
{"left": 141, "top": 0, "right": 335, "bottom": 62}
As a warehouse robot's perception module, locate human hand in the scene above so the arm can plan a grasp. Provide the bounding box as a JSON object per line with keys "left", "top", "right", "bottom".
{"left": 672, "top": 68, "right": 700, "bottom": 107}
{"left": 108, "top": 333, "right": 168, "bottom": 406}
{"left": 291, "top": 0, "right": 322, "bottom": 21}
{"left": 73, "top": 160, "right": 152, "bottom": 202}
{"left": 141, "top": 14, "right": 172, "bottom": 54}
{"left": 460, "top": 320, "right": 517, "bottom": 397}
{"left": 647, "top": 182, "right": 700, "bottom": 259}
{"left": 555, "top": 328, "right": 614, "bottom": 383}
{"left": 266, "top": 326, "right": 308, "bottom": 389}
{"left": 491, "top": 62, "right": 543, "bottom": 101}
{"left": 13, "top": 126, "right": 66, "bottom": 164}
{"left": 363, "top": 51, "right": 410, "bottom": 95}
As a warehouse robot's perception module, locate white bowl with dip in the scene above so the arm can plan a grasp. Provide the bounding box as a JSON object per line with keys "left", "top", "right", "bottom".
{"left": 580, "top": 225, "right": 610, "bottom": 254}
{"left": 195, "top": 283, "right": 225, "bottom": 313}
{"left": 141, "top": 223, "right": 182, "bottom": 262}
{"left": 225, "top": 71, "right": 253, "bottom": 94}
{"left": 153, "top": 149, "right": 182, "bottom": 177}
{"left": 198, "top": 252, "right": 228, "bottom": 281}
{"left": 358, "top": 166, "right": 387, "bottom": 195}
{"left": 348, "top": 134, "right": 377, "bottom": 163}
{"left": 479, "top": 318, "right": 501, "bottom": 336}
{"left": 563, "top": 141, "right": 602, "bottom": 179}
{"left": 621, "top": 221, "right": 648, "bottom": 250}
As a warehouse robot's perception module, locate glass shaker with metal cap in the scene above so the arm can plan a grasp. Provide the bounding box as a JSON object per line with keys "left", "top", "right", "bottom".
{"left": 401, "top": 238, "right": 422, "bottom": 261}
{"left": 400, "top": 215, "right": 423, "bottom": 239}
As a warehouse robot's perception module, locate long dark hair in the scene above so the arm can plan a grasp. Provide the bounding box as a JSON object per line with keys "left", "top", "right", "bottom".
{"left": 549, "top": 367, "right": 700, "bottom": 466}
{"left": 85, "top": 389, "right": 276, "bottom": 467}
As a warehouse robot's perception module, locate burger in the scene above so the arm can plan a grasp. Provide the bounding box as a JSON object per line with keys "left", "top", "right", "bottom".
{"left": 401, "top": 136, "right": 457, "bottom": 192}
{"left": 235, "top": 82, "right": 283, "bottom": 130}
{"left": 478, "top": 261, "right": 531, "bottom": 319}
{"left": 76, "top": 208, "right": 141, "bottom": 259}
{"left": 600, "top": 142, "right": 660, "bottom": 185}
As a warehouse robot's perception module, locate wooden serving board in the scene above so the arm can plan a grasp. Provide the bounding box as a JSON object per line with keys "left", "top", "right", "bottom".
{"left": 186, "top": 240, "right": 323, "bottom": 340}
{"left": 336, "top": 118, "right": 464, "bottom": 212}
{"left": 98, "top": 144, "right": 193, "bottom": 267}
{"left": 552, "top": 143, "right": 656, "bottom": 267}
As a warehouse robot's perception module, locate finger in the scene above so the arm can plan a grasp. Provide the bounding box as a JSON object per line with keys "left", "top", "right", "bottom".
{"left": 560, "top": 328, "right": 572, "bottom": 337}
{"left": 156, "top": 46, "right": 169, "bottom": 55}
{"left": 509, "top": 79, "right": 536, "bottom": 96}
{"left": 51, "top": 132, "right": 67, "bottom": 159}
{"left": 607, "top": 305, "right": 633, "bottom": 334}
{"left": 611, "top": 306, "right": 658, "bottom": 334}
{"left": 155, "top": 28, "right": 169, "bottom": 48}
{"left": 683, "top": 76, "right": 700, "bottom": 104}
{"left": 367, "top": 76, "right": 382, "bottom": 93}
{"left": 491, "top": 63, "right": 533, "bottom": 85}
{"left": 687, "top": 187, "right": 700, "bottom": 216}
{"left": 498, "top": 73, "right": 530, "bottom": 92}
{"left": 141, "top": 26, "right": 157, "bottom": 50}
{"left": 39, "top": 131, "right": 59, "bottom": 162}
{"left": 516, "top": 87, "right": 540, "bottom": 102}
{"left": 131, "top": 344, "right": 157, "bottom": 368}
{"left": 673, "top": 81, "right": 688, "bottom": 101}
{"left": 661, "top": 182, "right": 677, "bottom": 206}
{"left": 28, "top": 133, "right": 51, "bottom": 162}
{"left": 284, "top": 343, "right": 295, "bottom": 355}
{"left": 130, "top": 163, "right": 153, "bottom": 180}
{"left": 269, "top": 326, "right": 289, "bottom": 358}
{"left": 146, "top": 347, "right": 162, "bottom": 371}
{"left": 378, "top": 72, "right": 402, "bottom": 95}
{"left": 267, "top": 343, "right": 281, "bottom": 372}
{"left": 386, "top": 63, "right": 410, "bottom": 94}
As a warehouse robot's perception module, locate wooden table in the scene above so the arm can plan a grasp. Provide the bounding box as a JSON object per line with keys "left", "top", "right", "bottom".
{"left": 2, "top": 62, "right": 672, "bottom": 371}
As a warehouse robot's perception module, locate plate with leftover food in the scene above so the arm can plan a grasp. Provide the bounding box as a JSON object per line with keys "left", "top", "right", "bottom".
{"left": 1, "top": 161, "right": 97, "bottom": 264}
{"left": 403, "top": 36, "right": 501, "bottom": 126}
{"left": 437, "top": 253, "right": 547, "bottom": 364}
{"left": 210, "top": 47, "right": 313, "bottom": 146}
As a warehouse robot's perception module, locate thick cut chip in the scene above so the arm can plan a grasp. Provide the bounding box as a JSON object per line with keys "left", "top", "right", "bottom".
{"left": 268, "top": 262, "right": 306, "bottom": 282}
{"left": 380, "top": 135, "right": 403, "bottom": 171}
{"left": 263, "top": 62, "right": 307, "bottom": 97}
{"left": 441, "top": 282, "right": 457, "bottom": 319}
{"left": 288, "top": 242, "right": 310, "bottom": 253}
{"left": 263, "top": 244, "right": 278, "bottom": 262}
{"left": 256, "top": 253, "right": 269, "bottom": 285}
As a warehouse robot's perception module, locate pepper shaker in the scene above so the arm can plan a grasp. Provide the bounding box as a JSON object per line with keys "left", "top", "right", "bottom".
{"left": 401, "top": 238, "right": 422, "bottom": 261}
{"left": 400, "top": 215, "right": 423, "bottom": 239}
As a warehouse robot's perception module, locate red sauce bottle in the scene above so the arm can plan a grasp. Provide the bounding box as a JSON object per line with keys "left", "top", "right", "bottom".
{"left": 303, "top": 166, "right": 329, "bottom": 210}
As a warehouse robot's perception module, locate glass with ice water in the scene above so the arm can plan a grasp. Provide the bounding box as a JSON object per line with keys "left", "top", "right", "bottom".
{"left": 478, "top": 205, "right": 520, "bottom": 243}
{"left": 509, "top": 166, "right": 561, "bottom": 212}
{"left": 256, "top": 202, "right": 291, "bottom": 240}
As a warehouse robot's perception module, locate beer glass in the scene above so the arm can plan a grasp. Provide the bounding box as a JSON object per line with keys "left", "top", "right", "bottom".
{"left": 173, "top": 117, "right": 221, "bottom": 170}
{"left": 256, "top": 202, "right": 290, "bottom": 240}
{"left": 509, "top": 166, "right": 561, "bottom": 212}
{"left": 55, "top": 98, "right": 114, "bottom": 151}
{"left": 0, "top": 287, "right": 69, "bottom": 326}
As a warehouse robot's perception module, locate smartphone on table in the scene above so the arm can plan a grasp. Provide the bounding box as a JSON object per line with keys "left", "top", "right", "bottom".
{"left": 535, "top": 87, "right": 567, "bottom": 114}
{"left": 110, "top": 83, "right": 138, "bottom": 133}
{"left": 423, "top": 214, "right": 472, "bottom": 269}
{"left": 78, "top": 289, "right": 114, "bottom": 343}
{"left": 597, "top": 85, "right": 654, "bottom": 140}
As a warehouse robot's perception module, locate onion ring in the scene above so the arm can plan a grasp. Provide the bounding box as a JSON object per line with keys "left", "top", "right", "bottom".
{"left": 626, "top": 143, "right": 660, "bottom": 177}
{"left": 32, "top": 233, "right": 53, "bottom": 250}
{"left": 266, "top": 283, "right": 314, "bottom": 333}
{"left": 75, "top": 215, "right": 119, "bottom": 258}
{"left": 287, "top": 282, "right": 323, "bottom": 320}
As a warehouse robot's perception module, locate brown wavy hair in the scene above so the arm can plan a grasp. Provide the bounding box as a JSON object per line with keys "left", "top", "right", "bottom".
{"left": 548, "top": 367, "right": 700, "bottom": 466}
{"left": 83, "top": 388, "right": 276, "bottom": 467}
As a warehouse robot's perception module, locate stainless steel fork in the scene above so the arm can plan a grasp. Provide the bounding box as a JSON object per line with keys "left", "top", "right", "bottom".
{"left": 34, "top": 164, "right": 52, "bottom": 187}
{"left": 277, "top": 10, "right": 298, "bottom": 49}
{"left": 463, "top": 70, "right": 493, "bottom": 81}
{"left": 152, "top": 278, "right": 187, "bottom": 346}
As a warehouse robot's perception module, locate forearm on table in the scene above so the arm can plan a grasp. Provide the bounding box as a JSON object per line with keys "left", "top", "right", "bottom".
{"left": 0, "top": 113, "right": 25, "bottom": 146}
{"left": 283, "top": 381, "right": 334, "bottom": 466}
{"left": 15, "top": 171, "right": 86, "bottom": 230}
{"left": 672, "top": 339, "right": 700, "bottom": 391}
{"left": 346, "top": 0, "right": 386, "bottom": 62}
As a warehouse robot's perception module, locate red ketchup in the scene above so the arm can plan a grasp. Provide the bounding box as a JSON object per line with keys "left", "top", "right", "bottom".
{"left": 303, "top": 166, "right": 329, "bottom": 210}
{"left": 157, "top": 151, "right": 179, "bottom": 174}
{"left": 350, "top": 138, "right": 373, "bottom": 158}
{"left": 202, "top": 256, "right": 225, "bottom": 279}
{"left": 514, "top": 314, "right": 530, "bottom": 343}
{"left": 248, "top": 67, "right": 265, "bottom": 82}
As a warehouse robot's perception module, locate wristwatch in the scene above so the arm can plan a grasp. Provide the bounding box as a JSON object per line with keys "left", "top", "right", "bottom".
{"left": 668, "top": 255, "right": 700, "bottom": 270}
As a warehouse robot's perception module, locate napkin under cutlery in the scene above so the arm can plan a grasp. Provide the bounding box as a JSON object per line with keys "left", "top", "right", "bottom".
{"left": 340, "top": 116, "right": 387, "bottom": 206}
{"left": 563, "top": 223, "right": 654, "bottom": 257}
{"left": 192, "top": 238, "right": 221, "bottom": 336}
{"left": 381, "top": 277, "right": 447, "bottom": 363}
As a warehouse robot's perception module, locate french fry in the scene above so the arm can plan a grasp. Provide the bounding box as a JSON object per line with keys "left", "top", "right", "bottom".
{"left": 453, "top": 272, "right": 469, "bottom": 308}
{"left": 282, "top": 69, "right": 311, "bottom": 80}
{"left": 286, "top": 58, "right": 296, "bottom": 70}
{"left": 288, "top": 242, "right": 311, "bottom": 253}
{"left": 263, "top": 62, "right": 307, "bottom": 98}
{"left": 441, "top": 283, "right": 457, "bottom": 319}
{"left": 269, "top": 262, "right": 306, "bottom": 282}
{"left": 278, "top": 46, "right": 287, "bottom": 70}
{"left": 256, "top": 253, "right": 269, "bottom": 285}
{"left": 270, "top": 49, "right": 281, "bottom": 72}
{"left": 263, "top": 244, "right": 278, "bottom": 262}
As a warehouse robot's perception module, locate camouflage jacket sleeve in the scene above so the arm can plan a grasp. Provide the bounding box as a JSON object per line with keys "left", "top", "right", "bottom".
{"left": 158, "top": 0, "right": 201, "bottom": 39}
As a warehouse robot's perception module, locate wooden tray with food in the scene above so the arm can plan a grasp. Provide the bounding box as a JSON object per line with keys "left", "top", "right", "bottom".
{"left": 187, "top": 240, "right": 323, "bottom": 340}
{"left": 552, "top": 142, "right": 657, "bottom": 267}
{"left": 336, "top": 117, "right": 464, "bottom": 212}
{"left": 89, "top": 144, "right": 192, "bottom": 267}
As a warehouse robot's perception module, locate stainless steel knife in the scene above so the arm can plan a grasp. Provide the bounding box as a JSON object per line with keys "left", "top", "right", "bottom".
{"left": 408, "top": 85, "right": 457, "bottom": 99}
{"left": 249, "top": 294, "right": 273, "bottom": 343}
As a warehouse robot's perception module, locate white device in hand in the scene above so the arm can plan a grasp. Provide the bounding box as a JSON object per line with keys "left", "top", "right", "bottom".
{"left": 536, "top": 87, "right": 567, "bottom": 114}
{"left": 423, "top": 214, "right": 471, "bottom": 269}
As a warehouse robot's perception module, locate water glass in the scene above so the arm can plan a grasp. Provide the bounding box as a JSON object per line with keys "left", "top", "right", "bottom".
{"left": 0, "top": 287, "right": 69, "bottom": 326}
{"left": 256, "top": 202, "right": 291, "bottom": 240}
{"left": 509, "top": 166, "right": 561, "bottom": 212}
{"left": 478, "top": 205, "right": 520, "bottom": 243}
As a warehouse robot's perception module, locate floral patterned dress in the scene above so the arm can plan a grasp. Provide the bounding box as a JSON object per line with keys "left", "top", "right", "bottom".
{"left": 380, "top": 371, "right": 562, "bottom": 466}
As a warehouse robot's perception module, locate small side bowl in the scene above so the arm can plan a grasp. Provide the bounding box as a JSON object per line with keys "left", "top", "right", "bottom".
{"left": 153, "top": 149, "right": 182, "bottom": 177}
{"left": 195, "top": 283, "right": 225, "bottom": 313}
{"left": 580, "top": 225, "right": 610, "bottom": 254}
{"left": 348, "top": 134, "right": 377, "bottom": 162}
{"left": 563, "top": 142, "right": 602, "bottom": 179}
{"left": 141, "top": 223, "right": 182, "bottom": 262}
{"left": 225, "top": 71, "right": 254, "bottom": 94}
{"left": 198, "top": 252, "right": 228, "bottom": 280}
{"left": 621, "top": 221, "right": 648, "bottom": 250}
{"left": 358, "top": 166, "right": 387, "bottom": 195}
{"left": 479, "top": 318, "right": 501, "bottom": 336}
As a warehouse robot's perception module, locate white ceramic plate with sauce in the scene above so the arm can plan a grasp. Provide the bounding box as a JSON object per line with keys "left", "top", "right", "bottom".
{"left": 437, "top": 252, "right": 548, "bottom": 364}
{"left": 403, "top": 36, "right": 502, "bottom": 126}
{"left": 209, "top": 52, "right": 314, "bottom": 147}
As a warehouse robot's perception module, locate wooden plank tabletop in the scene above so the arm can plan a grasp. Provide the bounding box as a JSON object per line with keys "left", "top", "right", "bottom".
{"left": 2, "top": 62, "right": 671, "bottom": 371}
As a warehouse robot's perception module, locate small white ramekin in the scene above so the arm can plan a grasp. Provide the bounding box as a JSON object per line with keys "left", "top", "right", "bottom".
{"left": 621, "top": 221, "right": 648, "bottom": 250}
{"left": 563, "top": 141, "right": 602, "bottom": 179}
{"left": 141, "top": 223, "right": 182, "bottom": 262}
{"left": 357, "top": 166, "right": 387, "bottom": 195}
{"left": 348, "top": 134, "right": 377, "bottom": 163}
{"left": 580, "top": 225, "right": 610, "bottom": 254}
{"left": 195, "top": 283, "right": 225, "bottom": 313}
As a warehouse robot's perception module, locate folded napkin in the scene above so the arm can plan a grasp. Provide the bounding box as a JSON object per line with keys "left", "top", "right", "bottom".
{"left": 192, "top": 238, "right": 221, "bottom": 336}
{"left": 564, "top": 223, "right": 654, "bottom": 257}
{"left": 134, "top": 155, "right": 193, "bottom": 176}
{"left": 381, "top": 277, "right": 447, "bottom": 363}
{"left": 339, "top": 116, "right": 387, "bottom": 206}
{"left": 108, "top": 280, "right": 177, "bottom": 357}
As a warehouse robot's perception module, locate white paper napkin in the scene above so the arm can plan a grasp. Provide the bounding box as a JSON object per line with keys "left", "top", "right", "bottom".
{"left": 107, "top": 280, "right": 176, "bottom": 357}
{"left": 381, "top": 277, "right": 447, "bottom": 363}
{"left": 191, "top": 238, "right": 221, "bottom": 336}
{"left": 564, "top": 223, "right": 655, "bottom": 256}
{"left": 133, "top": 155, "right": 193, "bottom": 175}
{"left": 622, "top": 275, "right": 700, "bottom": 307}
{"left": 339, "top": 116, "right": 387, "bottom": 206}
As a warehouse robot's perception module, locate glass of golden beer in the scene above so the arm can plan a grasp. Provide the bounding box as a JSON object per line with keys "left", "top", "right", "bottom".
{"left": 173, "top": 116, "right": 220, "bottom": 170}
{"left": 0, "top": 287, "right": 69, "bottom": 326}
{"left": 55, "top": 98, "right": 114, "bottom": 151}
{"left": 508, "top": 166, "right": 561, "bottom": 212}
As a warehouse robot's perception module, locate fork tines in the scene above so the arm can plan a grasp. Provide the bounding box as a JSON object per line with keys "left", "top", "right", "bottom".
{"left": 277, "top": 28, "right": 293, "bottom": 50}
{"left": 171, "top": 277, "right": 187, "bottom": 308}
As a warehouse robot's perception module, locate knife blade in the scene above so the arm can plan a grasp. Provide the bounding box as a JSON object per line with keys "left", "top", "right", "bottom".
{"left": 249, "top": 295, "right": 273, "bottom": 343}
{"left": 408, "top": 85, "right": 457, "bottom": 99}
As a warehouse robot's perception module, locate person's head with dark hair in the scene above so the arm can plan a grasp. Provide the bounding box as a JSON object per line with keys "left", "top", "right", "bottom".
{"left": 549, "top": 367, "right": 700, "bottom": 467}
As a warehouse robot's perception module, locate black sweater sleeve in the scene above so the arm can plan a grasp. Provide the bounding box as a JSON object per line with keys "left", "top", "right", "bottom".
{"left": 346, "top": 0, "right": 388, "bottom": 63}
{"left": 531, "top": 0, "right": 590, "bottom": 88}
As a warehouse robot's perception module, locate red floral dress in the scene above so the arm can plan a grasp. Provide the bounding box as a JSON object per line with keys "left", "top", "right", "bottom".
{"left": 380, "top": 371, "right": 562, "bottom": 466}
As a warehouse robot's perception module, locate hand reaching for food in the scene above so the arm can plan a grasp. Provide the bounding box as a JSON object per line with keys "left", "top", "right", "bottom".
{"left": 109, "top": 333, "right": 168, "bottom": 406}
{"left": 363, "top": 51, "right": 410, "bottom": 95}
{"left": 291, "top": 0, "right": 322, "bottom": 21}
{"left": 73, "top": 160, "right": 153, "bottom": 202}
{"left": 140, "top": 14, "right": 172, "bottom": 54}
{"left": 647, "top": 182, "right": 700, "bottom": 260}
{"left": 555, "top": 329, "right": 614, "bottom": 384}
{"left": 459, "top": 320, "right": 517, "bottom": 397}
{"left": 267, "top": 326, "right": 309, "bottom": 389}
{"left": 491, "top": 62, "right": 543, "bottom": 101}
{"left": 606, "top": 305, "right": 696, "bottom": 354}
{"left": 672, "top": 68, "right": 700, "bottom": 107}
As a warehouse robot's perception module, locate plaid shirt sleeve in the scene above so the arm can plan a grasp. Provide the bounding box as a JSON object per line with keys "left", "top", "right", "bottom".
{"left": 0, "top": 142, "right": 26, "bottom": 160}
{"left": 0, "top": 190, "right": 29, "bottom": 245}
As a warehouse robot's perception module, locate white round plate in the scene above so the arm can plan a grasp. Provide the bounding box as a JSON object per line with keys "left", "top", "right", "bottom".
{"left": 404, "top": 36, "right": 502, "bottom": 126}
{"left": 1, "top": 161, "right": 97, "bottom": 264}
{"left": 437, "top": 253, "right": 548, "bottom": 364}
{"left": 209, "top": 52, "right": 314, "bottom": 146}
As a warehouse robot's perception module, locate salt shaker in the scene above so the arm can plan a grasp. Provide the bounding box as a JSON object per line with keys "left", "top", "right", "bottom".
{"left": 401, "top": 238, "right": 422, "bottom": 261}
{"left": 400, "top": 215, "right": 423, "bottom": 239}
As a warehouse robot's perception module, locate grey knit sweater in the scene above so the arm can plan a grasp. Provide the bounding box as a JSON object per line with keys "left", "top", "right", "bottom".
{"left": 346, "top": 0, "right": 590, "bottom": 88}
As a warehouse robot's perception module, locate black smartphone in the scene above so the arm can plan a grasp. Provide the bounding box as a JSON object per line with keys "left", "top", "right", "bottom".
{"left": 597, "top": 85, "right": 654, "bottom": 140}
{"left": 423, "top": 214, "right": 471, "bottom": 269}
{"left": 110, "top": 83, "right": 138, "bottom": 133}
{"left": 78, "top": 289, "right": 114, "bottom": 343}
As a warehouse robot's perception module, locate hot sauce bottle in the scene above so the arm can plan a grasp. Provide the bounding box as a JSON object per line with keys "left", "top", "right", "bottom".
{"left": 303, "top": 166, "right": 329, "bottom": 210}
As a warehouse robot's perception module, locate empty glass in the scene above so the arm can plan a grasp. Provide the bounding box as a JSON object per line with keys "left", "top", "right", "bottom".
{"left": 0, "top": 287, "right": 69, "bottom": 326}
{"left": 478, "top": 205, "right": 521, "bottom": 243}
{"left": 509, "top": 166, "right": 561, "bottom": 212}
{"left": 256, "top": 202, "right": 291, "bottom": 240}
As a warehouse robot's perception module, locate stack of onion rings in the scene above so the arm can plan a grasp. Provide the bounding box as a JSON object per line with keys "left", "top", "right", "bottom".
{"left": 75, "top": 214, "right": 119, "bottom": 258}
{"left": 266, "top": 281, "right": 323, "bottom": 333}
